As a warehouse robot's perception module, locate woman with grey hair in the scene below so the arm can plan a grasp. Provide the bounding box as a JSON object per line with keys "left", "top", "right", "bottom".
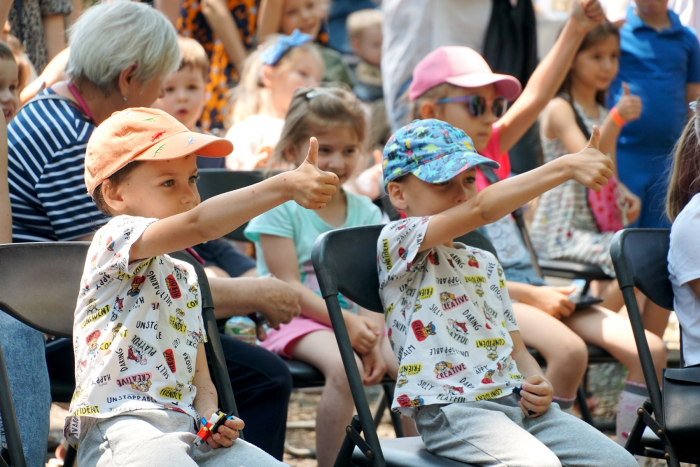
{"left": 0, "top": 2, "right": 179, "bottom": 465}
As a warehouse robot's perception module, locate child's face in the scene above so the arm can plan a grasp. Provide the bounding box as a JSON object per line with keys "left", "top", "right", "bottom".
{"left": 281, "top": 0, "right": 322, "bottom": 38}
{"left": 286, "top": 125, "right": 361, "bottom": 185}
{"left": 264, "top": 49, "right": 324, "bottom": 115}
{"left": 423, "top": 84, "right": 499, "bottom": 153}
{"left": 109, "top": 155, "right": 201, "bottom": 219}
{"left": 152, "top": 66, "right": 207, "bottom": 131}
{"left": 351, "top": 25, "right": 382, "bottom": 67}
{"left": 388, "top": 169, "right": 478, "bottom": 218}
{"left": 635, "top": 0, "right": 669, "bottom": 17}
{"left": 0, "top": 58, "right": 19, "bottom": 122}
{"left": 571, "top": 36, "right": 620, "bottom": 92}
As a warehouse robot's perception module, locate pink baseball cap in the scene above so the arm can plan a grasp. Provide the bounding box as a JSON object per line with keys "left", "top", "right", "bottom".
{"left": 409, "top": 46, "right": 522, "bottom": 102}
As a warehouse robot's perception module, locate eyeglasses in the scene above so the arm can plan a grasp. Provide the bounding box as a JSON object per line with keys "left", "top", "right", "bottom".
{"left": 435, "top": 95, "right": 509, "bottom": 118}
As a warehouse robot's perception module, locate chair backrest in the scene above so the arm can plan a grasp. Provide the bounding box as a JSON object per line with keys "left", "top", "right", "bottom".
{"left": 314, "top": 225, "right": 498, "bottom": 314}
{"left": 197, "top": 169, "right": 270, "bottom": 242}
{"left": 0, "top": 242, "right": 89, "bottom": 338}
{"left": 610, "top": 229, "right": 673, "bottom": 310}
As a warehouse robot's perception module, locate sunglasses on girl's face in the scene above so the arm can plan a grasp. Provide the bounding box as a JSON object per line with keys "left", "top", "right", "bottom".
{"left": 435, "top": 95, "right": 509, "bottom": 118}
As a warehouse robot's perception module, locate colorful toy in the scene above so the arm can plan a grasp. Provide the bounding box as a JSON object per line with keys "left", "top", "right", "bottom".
{"left": 193, "top": 409, "right": 235, "bottom": 447}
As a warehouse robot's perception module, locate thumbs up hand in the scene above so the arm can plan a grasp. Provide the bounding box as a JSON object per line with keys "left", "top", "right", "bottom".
{"left": 615, "top": 82, "right": 642, "bottom": 122}
{"left": 289, "top": 137, "right": 339, "bottom": 210}
{"left": 562, "top": 125, "right": 614, "bottom": 192}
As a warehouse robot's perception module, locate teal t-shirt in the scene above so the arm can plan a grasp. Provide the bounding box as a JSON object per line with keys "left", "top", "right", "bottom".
{"left": 245, "top": 191, "right": 382, "bottom": 311}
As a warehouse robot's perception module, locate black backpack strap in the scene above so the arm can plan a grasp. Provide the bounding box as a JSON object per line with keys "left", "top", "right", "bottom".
{"left": 24, "top": 93, "right": 94, "bottom": 124}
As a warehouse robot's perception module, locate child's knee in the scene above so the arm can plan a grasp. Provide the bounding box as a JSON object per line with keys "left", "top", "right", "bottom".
{"left": 645, "top": 331, "right": 667, "bottom": 366}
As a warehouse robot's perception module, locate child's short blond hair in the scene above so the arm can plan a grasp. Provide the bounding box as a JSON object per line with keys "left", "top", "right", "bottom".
{"left": 346, "top": 9, "right": 383, "bottom": 41}
{"left": 177, "top": 36, "right": 209, "bottom": 80}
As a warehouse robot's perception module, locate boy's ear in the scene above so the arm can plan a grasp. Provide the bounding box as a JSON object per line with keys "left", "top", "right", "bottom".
{"left": 101, "top": 179, "right": 128, "bottom": 214}
{"left": 420, "top": 101, "right": 437, "bottom": 120}
{"left": 260, "top": 65, "right": 275, "bottom": 88}
{"left": 386, "top": 180, "right": 409, "bottom": 211}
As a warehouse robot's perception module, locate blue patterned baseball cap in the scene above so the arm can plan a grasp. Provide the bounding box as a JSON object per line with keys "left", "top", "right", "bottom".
{"left": 382, "top": 119, "right": 500, "bottom": 187}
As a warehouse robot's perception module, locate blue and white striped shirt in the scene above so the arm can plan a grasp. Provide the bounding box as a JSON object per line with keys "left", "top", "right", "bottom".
{"left": 9, "top": 89, "right": 107, "bottom": 242}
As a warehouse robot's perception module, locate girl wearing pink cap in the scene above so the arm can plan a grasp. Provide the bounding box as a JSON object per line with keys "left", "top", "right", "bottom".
{"left": 408, "top": 0, "right": 665, "bottom": 451}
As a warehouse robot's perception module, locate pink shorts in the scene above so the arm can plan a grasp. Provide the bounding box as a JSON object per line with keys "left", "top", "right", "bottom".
{"left": 260, "top": 315, "right": 333, "bottom": 358}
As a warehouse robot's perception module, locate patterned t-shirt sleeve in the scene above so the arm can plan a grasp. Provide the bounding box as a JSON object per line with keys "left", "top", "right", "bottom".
{"left": 90, "top": 215, "right": 158, "bottom": 276}
{"left": 378, "top": 216, "right": 431, "bottom": 280}
{"left": 499, "top": 271, "right": 519, "bottom": 333}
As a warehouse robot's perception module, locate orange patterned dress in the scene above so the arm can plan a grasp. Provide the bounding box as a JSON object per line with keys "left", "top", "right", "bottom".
{"left": 178, "top": 0, "right": 259, "bottom": 132}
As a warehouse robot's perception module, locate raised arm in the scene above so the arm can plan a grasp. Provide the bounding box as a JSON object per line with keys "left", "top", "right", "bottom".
{"left": 496, "top": 0, "right": 605, "bottom": 154}
{"left": 200, "top": 0, "right": 249, "bottom": 70}
{"left": 130, "top": 138, "right": 338, "bottom": 260}
{"left": 419, "top": 128, "right": 612, "bottom": 252}
{"left": 257, "top": 0, "right": 284, "bottom": 41}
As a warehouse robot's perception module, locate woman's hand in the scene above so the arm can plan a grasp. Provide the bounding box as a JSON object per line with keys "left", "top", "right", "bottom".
{"left": 522, "top": 286, "right": 576, "bottom": 319}
{"left": 344, "top": 313, "right": 381, "bottom": 355}
{"left": 518, "top": 375, "right": 554, "bottom": 418}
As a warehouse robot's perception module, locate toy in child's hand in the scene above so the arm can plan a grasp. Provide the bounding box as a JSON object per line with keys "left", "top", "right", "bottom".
{"left": 193, "top": 410, "right": 236, "bottom": 447}
{"left": 513, "top": 386, "right": 536, "bottom": 416}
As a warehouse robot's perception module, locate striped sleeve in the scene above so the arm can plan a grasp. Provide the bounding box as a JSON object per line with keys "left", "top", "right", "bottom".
{"left": 8, "top": 91, "right": 107, "bottom": 242}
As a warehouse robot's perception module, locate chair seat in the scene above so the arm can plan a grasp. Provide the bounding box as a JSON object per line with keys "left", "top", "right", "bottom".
{"left": 284, "top": 358, "right": 326, "bottom": 388}
{"left": 539, "top": 259, "right": 611, "bottom": 282}
{"left": 284, "top": 358, "right": 396, "bottom": 389}
{"left": 352, "top": 437, "right": 475, "bottom": 467}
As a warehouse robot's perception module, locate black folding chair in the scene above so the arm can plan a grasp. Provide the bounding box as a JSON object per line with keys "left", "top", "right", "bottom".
{"left": 611, "top": 229, "right": 699, "bottom": 466}
{"left": 0, "top": 243, "right": 239, "bottom": 467}
{"left": 197, "top": 169, "right": 271, "bottom": 242}
{"left": 312, "top": 225, "right": 493, "bottom": 467}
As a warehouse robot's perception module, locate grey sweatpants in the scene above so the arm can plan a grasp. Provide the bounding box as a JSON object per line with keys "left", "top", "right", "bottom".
{"left": 414, "top": 394, "right": 637, "bottom": 467}
{"left": 77, "top": 410, "right": 288, "bottom": 467}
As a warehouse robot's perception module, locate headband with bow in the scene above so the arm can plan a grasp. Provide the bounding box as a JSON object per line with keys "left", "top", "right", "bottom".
{"left": 260, "top": 29, "right": 314, "bottom": 66}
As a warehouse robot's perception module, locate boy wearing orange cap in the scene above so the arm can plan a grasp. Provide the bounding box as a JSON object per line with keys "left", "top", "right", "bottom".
{"left": 66, "top": 107, "right": 337, "bottom": 466}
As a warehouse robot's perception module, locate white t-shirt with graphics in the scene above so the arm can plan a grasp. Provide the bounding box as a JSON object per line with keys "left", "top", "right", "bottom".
{"left": 65, "top": 216, "right": 206, "bottom": 447}
{"left": 377, "top": 217, "right": 523, "bottom": 416}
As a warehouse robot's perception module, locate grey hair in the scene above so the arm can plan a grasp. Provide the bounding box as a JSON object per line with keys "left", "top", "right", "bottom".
{"left": 65, "top": 1, "right": 180, "bottom": 95}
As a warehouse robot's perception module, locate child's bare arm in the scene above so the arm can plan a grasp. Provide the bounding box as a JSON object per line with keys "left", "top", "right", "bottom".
{"left": 510, "top": 330, "right": 553, "bottom": 418}
{"left": 130, "top": 138, "right": 338, "bottom": 261}
{"left": 259, "top": 234, "right": 380, "bottom": 353}
{"left": 419, "top": 128, "right": 612, "bottom": 253}
{"left": 192, "top": 342, "right": 245, "bottom": 448}
{"left": 497, "top": 0, "right": 605, "bottom": 154}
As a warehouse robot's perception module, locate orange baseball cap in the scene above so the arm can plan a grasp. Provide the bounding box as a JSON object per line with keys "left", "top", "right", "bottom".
{"left": 85, "top": 107, "right": 233, "bottom": 196}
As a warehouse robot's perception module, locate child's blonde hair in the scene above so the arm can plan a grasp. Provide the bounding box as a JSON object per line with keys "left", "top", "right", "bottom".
{"left": 176, "top": 36, "right": 209, "bottom": 80}
{"left": 269, "top": 85, "right": 367, "bottom": 169}
{"left": 667, "top": 94, "right": 700, "bottom": 222}
{"left": 410, "top": 83, "right": 452, "bottom": 121}
{"left": 346, "top": 9, "right": 383, "bottom": 41}
{"left": 227, "top": 34, "right": 322, "bottom": 127}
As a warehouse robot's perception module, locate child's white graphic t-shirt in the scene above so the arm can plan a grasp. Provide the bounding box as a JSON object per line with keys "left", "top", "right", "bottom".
{"left": 377, "top": 217, "right": 523, "bottom": 415}
{"left": 65, "top": 216, "right": 206, "bottom": 447}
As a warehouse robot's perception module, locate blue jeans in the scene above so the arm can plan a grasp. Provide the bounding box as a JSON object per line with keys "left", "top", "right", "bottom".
{"left": 0, "top": 312, "right": 51, "bottom": 467}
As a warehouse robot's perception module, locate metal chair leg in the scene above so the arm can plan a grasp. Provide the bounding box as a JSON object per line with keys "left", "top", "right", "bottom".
{"left": 576, "top": 384, "right": 594, "bottom": 426}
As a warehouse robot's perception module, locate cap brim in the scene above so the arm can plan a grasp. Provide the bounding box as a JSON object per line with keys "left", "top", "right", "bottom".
{"left": 446, "top": 72, "right": 522, "bottom": 101}
{"left": 134, "top": 131, "right": 233, "bottom": 161}
{"left": 413, "top": 152, "right": 500, "bottom": 185}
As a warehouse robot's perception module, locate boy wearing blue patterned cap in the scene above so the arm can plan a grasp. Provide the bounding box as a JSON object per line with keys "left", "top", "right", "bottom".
{"left": 378, "top": 119, "right": 637, "bottom": 466}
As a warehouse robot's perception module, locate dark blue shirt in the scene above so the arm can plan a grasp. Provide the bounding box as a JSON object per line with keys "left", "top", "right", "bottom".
{"left": 608, "top": 7, "right": 700, "bottom": 155}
